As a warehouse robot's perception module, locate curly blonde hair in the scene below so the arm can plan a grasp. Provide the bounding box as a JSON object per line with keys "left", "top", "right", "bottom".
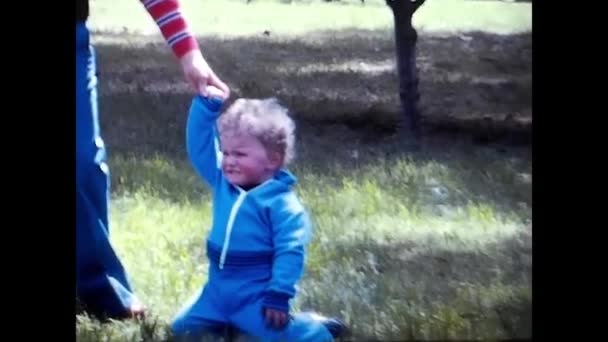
{"left": 218, "top": 98, "right": 296, "bottom": 166}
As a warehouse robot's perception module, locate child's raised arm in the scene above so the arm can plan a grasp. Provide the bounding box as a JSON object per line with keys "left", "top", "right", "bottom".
{"left": 186, "top": 91, "right": 226, "bottom": 189}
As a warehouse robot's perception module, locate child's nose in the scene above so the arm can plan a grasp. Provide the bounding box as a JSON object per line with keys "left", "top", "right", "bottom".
{"left": 224, "top": 155, "right": 235, "bottom": 166}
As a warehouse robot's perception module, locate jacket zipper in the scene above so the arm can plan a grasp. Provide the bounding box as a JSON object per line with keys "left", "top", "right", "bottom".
{"left": 219, "top": 189, "right": 247, "bottom": 269}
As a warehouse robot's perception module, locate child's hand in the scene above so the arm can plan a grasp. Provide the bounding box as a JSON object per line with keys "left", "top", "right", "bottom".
{"left": 264, "top": 308, "right": 288, "bottom": 329}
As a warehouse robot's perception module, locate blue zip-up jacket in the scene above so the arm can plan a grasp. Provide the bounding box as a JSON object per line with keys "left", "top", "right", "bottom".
{"left": 186, "top": 95, "right": 313, "bottom": 313}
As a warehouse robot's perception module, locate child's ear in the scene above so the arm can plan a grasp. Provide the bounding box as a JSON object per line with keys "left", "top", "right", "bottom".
{"left": 268, "top": 151, "right": 284, "bottom": 169}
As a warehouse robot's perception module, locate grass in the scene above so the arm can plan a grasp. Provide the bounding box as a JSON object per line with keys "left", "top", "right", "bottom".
{"left": 77, "top": 0, "right": 531, "bottom": 340}
{"left": 83, "top": 148, "right": 531, "bottom": 341}
{"left": 88, "top": 0, "right": 531, "bottom": 37}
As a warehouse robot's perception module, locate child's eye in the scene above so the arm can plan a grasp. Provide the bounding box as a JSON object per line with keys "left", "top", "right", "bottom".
{"left": 235, "top": 151, "right": 246, "bottom": 157}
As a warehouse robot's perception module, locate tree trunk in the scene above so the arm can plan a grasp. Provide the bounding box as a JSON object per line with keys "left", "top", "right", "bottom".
{"left": 386, "top": 0, "right": 425, "bottom": 140}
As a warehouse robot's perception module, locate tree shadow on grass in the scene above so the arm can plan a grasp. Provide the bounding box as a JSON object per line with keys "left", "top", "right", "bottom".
{"left": 94, "top": 27, "right": 531, "bottom": 158}
{"left": 96, "top": 28, "right": 531, "bottom": 217}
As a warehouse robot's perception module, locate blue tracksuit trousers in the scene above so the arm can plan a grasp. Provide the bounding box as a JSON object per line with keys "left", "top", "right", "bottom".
{"left": 76, "top": 21, "right": 136, "bottom": 319}
{"left": 171, "top": 262, "right": 334, "bottom": 341}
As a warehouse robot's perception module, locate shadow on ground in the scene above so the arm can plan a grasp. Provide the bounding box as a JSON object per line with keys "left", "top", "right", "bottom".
{"left": 95, "top": 27, "right": 531, "bottom": 217}
{"left": 93, "top": 27, "right": 531, "bottom": 157}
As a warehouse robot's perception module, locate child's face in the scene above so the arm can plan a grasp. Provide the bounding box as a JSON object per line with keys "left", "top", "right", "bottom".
{"left": 220, "top": 131, "right": 279, "bottom": 188}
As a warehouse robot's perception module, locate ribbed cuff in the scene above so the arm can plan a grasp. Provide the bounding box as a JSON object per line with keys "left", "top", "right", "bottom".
{"left": 262, "top": 291, "right": 291, "bottom": 313}
{"left": 194, "top": 95, "right": 224, "bottom": 113}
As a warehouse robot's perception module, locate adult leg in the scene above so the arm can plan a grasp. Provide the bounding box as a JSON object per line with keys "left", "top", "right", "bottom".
{"left": 76, "top": 21, "right": 139, "bottom": 319}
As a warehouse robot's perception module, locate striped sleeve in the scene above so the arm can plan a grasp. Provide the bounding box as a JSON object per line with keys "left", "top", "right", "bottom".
{"left": 140, "top": 0, "right": 199, "bottom": 58}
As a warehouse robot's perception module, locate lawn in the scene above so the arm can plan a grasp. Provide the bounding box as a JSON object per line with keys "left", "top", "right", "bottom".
{"left": 77, "top": 0, "right": 532, "bottom": 340}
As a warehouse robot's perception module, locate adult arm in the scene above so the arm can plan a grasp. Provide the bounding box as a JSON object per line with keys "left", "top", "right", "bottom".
{"left": 140, "top": 0, "right": 230, "bottom": 97}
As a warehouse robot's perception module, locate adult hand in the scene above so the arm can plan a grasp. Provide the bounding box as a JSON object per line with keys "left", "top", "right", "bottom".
{"left": 205, "top": 85, "right": 229, "bottom": 101}
{"left": 180, "top": 49, "right": 230, "bottom": 99}
{"left": 129, "top": 297, "right": 146, "bottom": 320}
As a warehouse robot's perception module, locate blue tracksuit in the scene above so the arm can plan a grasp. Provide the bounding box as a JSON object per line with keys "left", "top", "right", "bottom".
{"left": 171, "top": 96, "right": 334, "bottom": 341}
{"left": 76, "top": 21, "right": 138, "bottom": 318}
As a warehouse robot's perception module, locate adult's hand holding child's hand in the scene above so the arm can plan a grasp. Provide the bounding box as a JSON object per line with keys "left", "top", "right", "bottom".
{"left": 205, "top": 85, "right": 229, "bottom": 101}
{"left": 180, "top": 49, "right": 230, "bottom": 99}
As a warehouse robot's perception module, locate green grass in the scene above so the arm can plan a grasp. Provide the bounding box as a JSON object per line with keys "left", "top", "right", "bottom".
{"left": 88, "top": 0, "right": 531, "bottom": 38}
{"left": 78, "top": 0, "right": 531, "bottom": 340}
{"left": 80, "top": 147, "right": 531, "bottom": 340}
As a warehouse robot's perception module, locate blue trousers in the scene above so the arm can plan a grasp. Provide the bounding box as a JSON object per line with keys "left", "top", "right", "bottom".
{"left": 76, "top": 21, "right": 136, "bottom": 319}
{"left": 171, "top": 263, "right": 334, "bottom": 341}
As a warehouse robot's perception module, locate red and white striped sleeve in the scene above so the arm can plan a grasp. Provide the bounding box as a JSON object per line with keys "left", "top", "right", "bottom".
{"left": 140, "top": 0, "right": 199, "bottom": 59}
